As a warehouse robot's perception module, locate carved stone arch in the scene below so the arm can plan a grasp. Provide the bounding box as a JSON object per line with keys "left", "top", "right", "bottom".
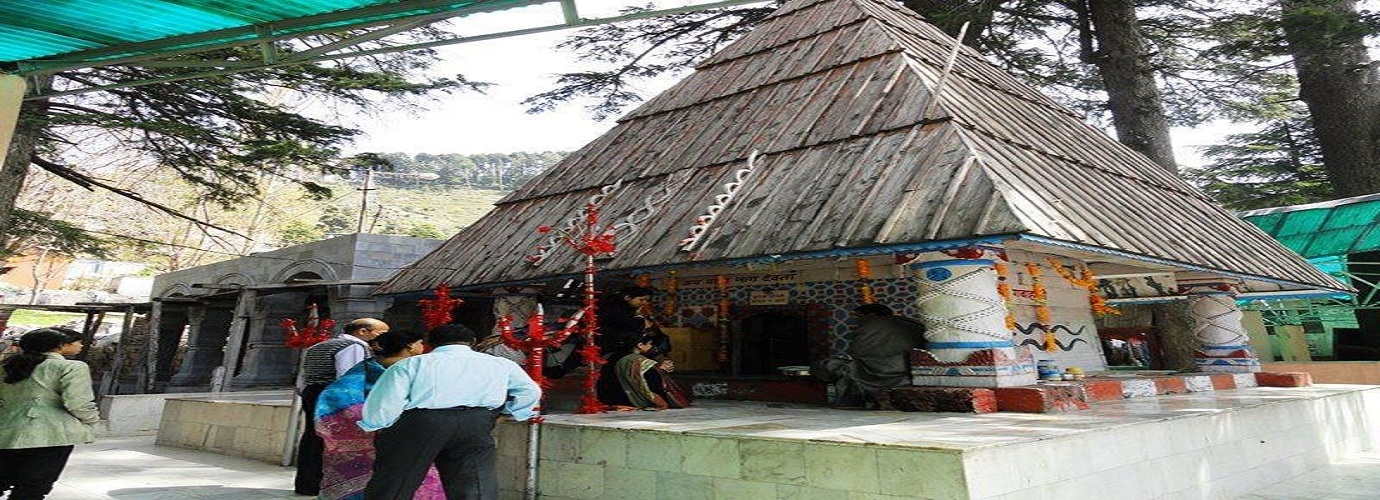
{"left": 214, "top": 272, "right": 255, "bottom": 287}
{"left": 157, "top": 283, "right": 195, "bottom": 298}
{"left": 271, "top": 258, "right": 340, "bottom": 283}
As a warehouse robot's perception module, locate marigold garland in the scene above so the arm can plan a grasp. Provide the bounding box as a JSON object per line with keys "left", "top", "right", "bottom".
{"left": 1045, "top": 258, "right": 1121, "bottom": 317}
{"left": 1025, "top": 262, "right": 1056, "bottom": 352}
{"left": 855, "top": 259, "right": 876, "bottom": 304}
{"left": 993, "top": 261, "right": 1016, "bottom": 331}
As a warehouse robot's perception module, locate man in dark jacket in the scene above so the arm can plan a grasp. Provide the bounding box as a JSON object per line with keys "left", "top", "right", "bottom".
{"left": 813, "top": 304, "right": 926, "bottom": 408}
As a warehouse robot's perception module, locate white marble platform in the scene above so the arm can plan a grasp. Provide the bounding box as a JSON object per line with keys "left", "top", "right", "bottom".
{"left": 495, "top": 384, "right": 1380, "bottom": 499}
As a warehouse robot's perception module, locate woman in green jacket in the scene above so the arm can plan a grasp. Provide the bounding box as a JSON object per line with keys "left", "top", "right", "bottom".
{"left": 0, "top": 327, "right": 100, "bottom": 500}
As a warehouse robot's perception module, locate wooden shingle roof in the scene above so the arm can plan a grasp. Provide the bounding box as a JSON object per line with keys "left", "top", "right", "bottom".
{"left": 378, "top": 0, "right": 1345, "bottom": 295}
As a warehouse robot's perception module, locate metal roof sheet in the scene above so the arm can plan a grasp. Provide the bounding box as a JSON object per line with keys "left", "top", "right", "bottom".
{"left": 2, "top": 0, "right": 381, "bottom": 62}
{"left": 1239, "top": 193, "right": 1380, "bottom": 259}
{"left": 379, "top": 0, "right": 1347, "bottom": 295}
{"left": 0, "top": 0, "right": 538, "bottom": 71}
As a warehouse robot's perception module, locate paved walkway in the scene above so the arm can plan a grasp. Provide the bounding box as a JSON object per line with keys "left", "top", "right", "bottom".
{"left": 43, "top": 435, "right": 1380, "bottom": 499}
{"left": 53, "top": 435, "right": 300, "bottom": 499}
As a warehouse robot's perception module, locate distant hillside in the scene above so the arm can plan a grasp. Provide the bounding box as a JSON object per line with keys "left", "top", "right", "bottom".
{"left": 362, "top": 185, "right": 509, "bottom": 237}
{"left": 279, "top": 151, "right": 568, "bottom": 244}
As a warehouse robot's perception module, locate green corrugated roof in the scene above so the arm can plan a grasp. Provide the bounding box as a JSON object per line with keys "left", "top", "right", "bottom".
{"left": 0, "top": 0, "right": 537, "bottom": 71}
{"left": 1240, "top": 193, "right": 1380, "bottom": 259}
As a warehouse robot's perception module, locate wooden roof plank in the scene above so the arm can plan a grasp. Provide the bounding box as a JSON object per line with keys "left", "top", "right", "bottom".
{"left": 378, "top": 0, "right": 1344, "bottom": 293}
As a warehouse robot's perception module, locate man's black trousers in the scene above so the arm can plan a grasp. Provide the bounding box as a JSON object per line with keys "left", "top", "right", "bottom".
{"left": 365, "top": 406, "right": 500, "bottom": 500}
{"left": 294, "top": 383, "right": 328, "bottom": 495}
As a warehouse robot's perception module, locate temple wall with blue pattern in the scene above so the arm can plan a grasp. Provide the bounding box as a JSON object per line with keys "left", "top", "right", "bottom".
{"left": 646, "top": 250, "right": 1109, "bottom": 371}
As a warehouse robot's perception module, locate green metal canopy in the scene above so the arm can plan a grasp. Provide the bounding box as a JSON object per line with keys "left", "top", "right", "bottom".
{"left": 0, "top": 0, "right": 765, "bottom": 98}
{"left": 1, "top": 0, "right": 537, "bottom": 70}
{"left": 1240, "top": 193, "right": 1380, "bottom": 259}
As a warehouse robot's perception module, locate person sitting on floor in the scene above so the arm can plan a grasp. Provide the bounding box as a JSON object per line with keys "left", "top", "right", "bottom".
{"left": 811, "top": 303, "right": 926, "bottom": 408}
{"left": 614, "top": 335, "right": 691, "bottom": 411}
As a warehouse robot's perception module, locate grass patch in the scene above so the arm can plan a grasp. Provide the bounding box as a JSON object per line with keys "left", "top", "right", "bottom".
{"left": 7, "top": 309, "right": 89, "bottom": 328}
{"left": 370, "top": 186, "right": 505, "bottom": 235}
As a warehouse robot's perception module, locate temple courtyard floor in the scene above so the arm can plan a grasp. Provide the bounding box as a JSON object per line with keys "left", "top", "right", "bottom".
{"left": 53, "top": 385, "right": 1380, "bottom": 499}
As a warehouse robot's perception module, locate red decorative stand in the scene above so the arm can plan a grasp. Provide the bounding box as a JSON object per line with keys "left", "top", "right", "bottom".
{"left": 283, "top": 303, "right": 335, "bottom": 349}
{"left": 418, "top": 284, "right": 463, "bottom": 331}
{"left": 525, "top": 202, "right": 618, "bottom": 414}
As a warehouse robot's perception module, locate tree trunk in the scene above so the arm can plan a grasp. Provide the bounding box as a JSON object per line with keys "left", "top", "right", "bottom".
{"left": 1086, "top": 0, "right": 1178, "bottom": 171}
{"left": 0, "top": 78, "right": 51, "bottom": 237}
{"left": 1280, "top": 0, "right": 1380, "bottom": 198}
{"left": 1281, "top": 1, "right": 1380, "bottom": 339}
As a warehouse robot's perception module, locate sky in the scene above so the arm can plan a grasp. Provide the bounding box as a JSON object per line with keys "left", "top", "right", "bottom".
{"left": 341, "top": 2, "right": 695, "bottom": 157}
{"left": 342, "top": 0, "right": 1231, "bottom": 168}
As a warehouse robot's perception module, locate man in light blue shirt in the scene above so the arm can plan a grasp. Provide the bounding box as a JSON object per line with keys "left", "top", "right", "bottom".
{"left": 360, "top": 324, "right": 540, "bottom": 499}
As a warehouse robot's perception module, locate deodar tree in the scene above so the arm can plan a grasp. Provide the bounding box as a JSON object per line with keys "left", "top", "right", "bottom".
{"left": 0, "top": 30, "right": 487, "bottom": 244}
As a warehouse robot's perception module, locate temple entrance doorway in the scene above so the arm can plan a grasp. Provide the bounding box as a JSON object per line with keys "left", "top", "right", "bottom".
{"left": 731, "top": 304, "right": 829, "bottom": 376}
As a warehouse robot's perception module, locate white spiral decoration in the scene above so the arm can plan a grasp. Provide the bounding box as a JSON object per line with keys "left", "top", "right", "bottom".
{"left": 914, "top": 265, "right": 1011, "bottom": 344}
{"left": 679, "top": 150, "right": 760, "bottom": 253}
{"left": 526, "top": 180, "right": 624, "bottom": 266}
{"left": 608, "top": 170, "right": 684, "bottom": 240}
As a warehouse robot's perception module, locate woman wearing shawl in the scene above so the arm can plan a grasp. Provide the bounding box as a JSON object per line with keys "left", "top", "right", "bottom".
{"left": 314, "top": 329, "right": 442, "bottom": 500}
{"left": 0, "top": 328, "right": 99, "bottom": 499}
{"left": 615, "top": 335, "right": 691, "bottom": 411}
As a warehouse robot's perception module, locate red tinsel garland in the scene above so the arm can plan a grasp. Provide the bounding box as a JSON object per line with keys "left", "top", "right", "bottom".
{"left": 575, "top": 257, "right": 604, "bottom": 414}
{"left": 282, "top": 317, "right": 336, "bottom": 349}
{"left": 523, "top": 201, "right": 613, "bottom": 414}
{"left": 418, "top": 284, "right": 463, "bottom": 332}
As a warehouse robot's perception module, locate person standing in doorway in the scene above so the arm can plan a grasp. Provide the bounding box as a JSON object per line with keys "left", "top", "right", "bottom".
{"left": 359, "top": 324, "right": 540, "bottom": 499}
{"left": 295, "top": 318, "right": 389, "bottom": 496}
{"left": 0, "top": 327, "right": 100, "bottom": 500}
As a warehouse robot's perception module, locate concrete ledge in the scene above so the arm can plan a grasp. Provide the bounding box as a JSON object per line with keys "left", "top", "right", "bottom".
{"left": 1257, "top": 371, "right": 1313, "bottom": 387}
{"left": 879, "top": 387, "right": 997, "bottom": 413}
{"left": 492, "top": 386, "right": 1380, "bottom": 500}
{"left": 994, "top": 385, "right": 1087, "bottom": 413}
{"left": 155, "top": 390, "right": 295, "bottom": 464}
{"left": 97, "top": 390, "right": 292, "bottom": 437}
{"left": 1264, "top": 361, "right": 1380, "bottom": 385}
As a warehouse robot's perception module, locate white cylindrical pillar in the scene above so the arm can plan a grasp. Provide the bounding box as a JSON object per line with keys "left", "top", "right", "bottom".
{"left": 912, "top": 259, "right": 1036, "bottom": 387}
{"left": 1188, "top": 288, "right": 1259, "bottom": 373}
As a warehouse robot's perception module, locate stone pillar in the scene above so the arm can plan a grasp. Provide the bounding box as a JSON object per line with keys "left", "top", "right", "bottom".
{"left": 233, "top": 291, "right": 308, "bottom": 388}
{"left": 147, "top": 303, "right": 189, "bottom": 392}
{"left": 1187, "top": 286, "right": 1260, "bottom": 373}
{"left": 911, "top": 259, "right": 1037, "bottom": 387}
{"left": 167, "top": 305, "right": 233, "bottom": 389}
{"left": 331, "top": 285, "right": 392, "bottom": 325}
{"left": 489, "top": 288, "right": 540, "bottom": 364}
{"left": 0, "top": 306, "right": 15, "bottom": 331}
